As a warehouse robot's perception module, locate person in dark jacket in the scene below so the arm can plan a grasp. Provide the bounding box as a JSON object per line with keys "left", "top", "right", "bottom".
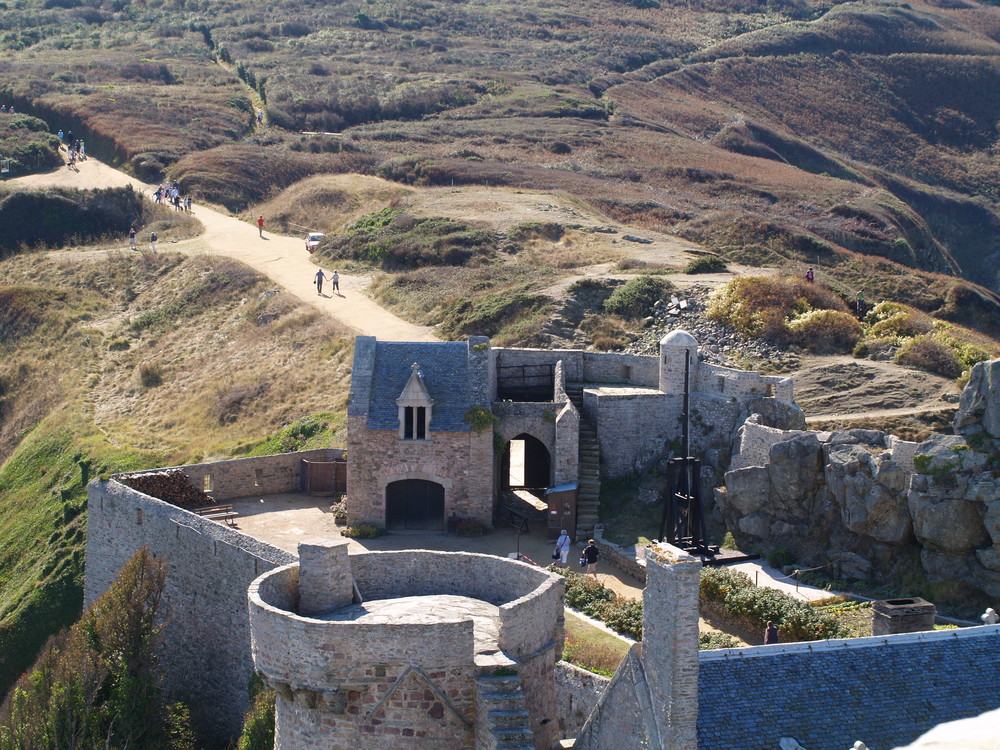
{"left": 583, "top": 539, "right": 600, "bottom": 580}
{"left": 764, "top": 620, "right": 779, "bottom": 644}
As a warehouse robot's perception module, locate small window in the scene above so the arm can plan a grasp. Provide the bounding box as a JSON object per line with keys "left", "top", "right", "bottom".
{"left": 403, "top": 406, "right": 427, "bottom": 440}
{"left": 137, "top": 508, "right": 143, "bottom": 525}
{"left": 203, "top": 475, "right": 212, "bottom": 493}
{"left": 621, "top": 365, "right": 632, "bottom": 381}
{"left": 766, "top": 383, "right": 776, "bottom": 397}
{"left": 718, "top": 376, "right": 725, "bottom": 393}
{"left": 254, "top": 468, "right": 263, "bottom": 487}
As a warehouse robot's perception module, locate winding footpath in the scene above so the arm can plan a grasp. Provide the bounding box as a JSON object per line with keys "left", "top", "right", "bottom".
{"left": 13, "top": 157, "right": 436, "bottom": 342}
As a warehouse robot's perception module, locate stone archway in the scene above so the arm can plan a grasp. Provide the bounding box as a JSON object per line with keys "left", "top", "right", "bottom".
{"left": 385, "top": 479, "right": 445, "bottom": 531}
{"left": 504, "top": 433, "right": 552, "bottom": 492}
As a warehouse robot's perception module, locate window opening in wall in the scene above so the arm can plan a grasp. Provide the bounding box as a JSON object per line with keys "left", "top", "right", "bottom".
{"left": 254, "top": 468, "right": 263, "bottom": 487}
{"left": 403, "top": 406, "right": 427, "bottom": 439}
{"left": 137, "top": 508, "right": 143, "bottom": 525}
{"left": 766, "top": 383, "right": 776, "bottom": 397}
{"left": 718, "top": 376, "right": 725, "bottom": 393}
{"left": 203, "top": 475, "right": 212, "bottom": 493}
{"left": 621, "top": 365, "right": 632, "bottom": 381}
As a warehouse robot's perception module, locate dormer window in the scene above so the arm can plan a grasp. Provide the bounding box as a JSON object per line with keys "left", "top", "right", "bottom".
{"left": 397, "top": 362, "right": 433, "bottom": 441}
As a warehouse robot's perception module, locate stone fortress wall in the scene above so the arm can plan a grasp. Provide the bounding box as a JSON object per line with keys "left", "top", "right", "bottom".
{"left": 249, "top": 544, "right": 565, "bottom": 750}
{"left": 85, "top": 462, "right": 302, "bottom": 744}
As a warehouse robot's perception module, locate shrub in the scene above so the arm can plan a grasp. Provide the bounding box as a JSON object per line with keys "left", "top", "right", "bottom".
{"left": 699, "top": 566, "right": 753, "bottom": 602}
{"left": 237, "top": 675, "right": 275, "bottom": 750}
{"left": 343, "top": 523, "right": 382, "bottom": 538}
{"left": 437, "top": 292, "right": 550, "bottom": 339}
{"left": 767, "top": 547, "right": 795, "bottom": 568}
{"left": 603, "top": 276, "right": 674, "bottom": 318}
{"left": 895, "top": 335, "right": 962, "bottom": 378}
{"left": 549, "top": 141, "right": 572, "bottom": 154}
{"left": 699, "top": 632, "right": 738, "bottom": 650}
{"left": 684, "top": 255, "right": 727, "bottom": 274}
{"left": 138, "top": 363, "right": 163, "bottom": 388}
{"left": 707, "top": 276, "right": 850, "bottom": 343}
{"left": 786, "top": 309, "right": 863, "bottom": 353}
{"left": 330, "top": 497, "right": 347, "bottom": 524}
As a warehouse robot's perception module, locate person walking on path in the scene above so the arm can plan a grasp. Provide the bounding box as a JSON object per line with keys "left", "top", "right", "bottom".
{"left": 554, "top": 529, "right": 572, "bottom": 566}
{"left": 315, "top": 268, "right": 327, "bottom": 295}
{"left": 764, "top": 620, "right": 780, "bottom": 644}
{"left": 149, "top": 231, "right": 157, "bottom": 252}
{"left": 257, "top": 215, "right": 265, "bottom": 238}
{"left": 331, "top": 270, "right": 340, "bottom": 294}
{"left": 583, "top": 539, "right": 600, "bottom": 580}
{"left": 128, "top": 226, "right": 136, "bottom": 250}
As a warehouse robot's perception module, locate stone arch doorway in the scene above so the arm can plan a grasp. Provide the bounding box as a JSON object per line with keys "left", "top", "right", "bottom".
{"left": 385, "top": 479, "right": 445, "bottom": 530}
{"left": 504, "top": 433, "right": 552, "bottom": 492}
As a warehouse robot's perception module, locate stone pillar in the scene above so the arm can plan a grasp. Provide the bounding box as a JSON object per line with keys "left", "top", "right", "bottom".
{"left": 297, "top": 540, "right": 354, "bottom": 616}
{"left": 872, "top": 597, "right": 936, "bottom": 635}
{"left": 642, "top": 543, "right": 701, "bottom": 750}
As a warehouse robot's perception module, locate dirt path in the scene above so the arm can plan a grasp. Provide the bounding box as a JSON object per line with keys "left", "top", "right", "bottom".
{"left": 12, "top": 158, "right": 436, "bottom": 342}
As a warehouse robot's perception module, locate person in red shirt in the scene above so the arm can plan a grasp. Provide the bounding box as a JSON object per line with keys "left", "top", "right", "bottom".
{"left": 257, "top": 215, "right": 265, "bottom": 237}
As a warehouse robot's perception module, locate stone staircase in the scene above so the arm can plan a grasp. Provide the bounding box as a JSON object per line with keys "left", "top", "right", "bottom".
{"left": 565, "top": 384, "right": 601, "bottom": 539}
{"left": 475, "top": 673, "right": 535, "bottom": 750}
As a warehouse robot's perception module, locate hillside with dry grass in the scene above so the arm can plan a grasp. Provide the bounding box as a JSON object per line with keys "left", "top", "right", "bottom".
{"left": 1, "top": 0, "right": 999, "bottom": 309}
{"left": 0, "top": 248, "right": 352, "bottom": 699}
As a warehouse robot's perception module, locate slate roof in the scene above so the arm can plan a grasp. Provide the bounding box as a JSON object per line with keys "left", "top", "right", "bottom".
{"left": 351, "top": 339, "right": 475, "bottom": 432}
{"left": 697, "top": 626, "right": 1000, "bottom": 750}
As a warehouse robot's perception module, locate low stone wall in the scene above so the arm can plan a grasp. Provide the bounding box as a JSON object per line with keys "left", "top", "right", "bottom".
{"left": 593, "top": 530, "right": 648, "bottom": 584}
{"left": 349, "top": 550, "right": 564, "bottom": 658}
{"left": 697, "top": 363, "right": 795, "bottom": 405}
{"left": 731, "top": 418, "right": 804, "bottom": 471}
{"left": 123, "top": 448, "right": 344, "bottom": 501}
{"left": 554, "top": 661, "right": 610, "bottom": 738}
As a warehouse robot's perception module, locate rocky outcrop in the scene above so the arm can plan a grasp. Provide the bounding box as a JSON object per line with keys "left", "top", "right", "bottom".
{"left": 954, "top": 359, "right": 1000, "bottom": 439}
{"left": 716, "top": 359, "right": 1000, "bottom": 603}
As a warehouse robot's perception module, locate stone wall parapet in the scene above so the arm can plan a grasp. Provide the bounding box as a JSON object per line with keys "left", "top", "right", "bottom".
{"left": 119, "top": 448, "right": 343, "bottom": 502}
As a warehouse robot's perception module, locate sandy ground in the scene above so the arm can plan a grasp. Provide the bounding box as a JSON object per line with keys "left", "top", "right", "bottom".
{"left": 12, "top": 157, "right": 435, "bottom": 342}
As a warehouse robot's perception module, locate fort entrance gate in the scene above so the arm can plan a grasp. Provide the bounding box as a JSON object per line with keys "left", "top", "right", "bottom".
{"left": 385, "top": 478, "right": 445, "bottom": 530}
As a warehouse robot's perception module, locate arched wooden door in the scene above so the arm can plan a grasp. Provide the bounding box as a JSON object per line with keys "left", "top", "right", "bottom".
{"left": 385, "top": 479, "right": 445, "bottom": 530}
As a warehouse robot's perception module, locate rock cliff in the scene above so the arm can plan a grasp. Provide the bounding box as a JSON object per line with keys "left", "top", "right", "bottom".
{"left": 716, "top": 360, "right": 1000, "bottom": 603}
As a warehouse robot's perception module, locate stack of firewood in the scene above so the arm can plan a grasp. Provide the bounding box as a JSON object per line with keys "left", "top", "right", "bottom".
{"left": 118, "top": 469, "right": 214, "bottom": 509}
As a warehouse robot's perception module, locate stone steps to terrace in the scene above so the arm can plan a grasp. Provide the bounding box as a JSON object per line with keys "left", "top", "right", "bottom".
{"left": 476, "top": 673, "right": 535, "bottom": 750}
{"left": 565, "top": 384, "right": 601, "bottom": 540}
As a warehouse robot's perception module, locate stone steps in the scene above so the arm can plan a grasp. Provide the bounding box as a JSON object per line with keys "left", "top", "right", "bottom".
{"left": 476, "top": 674, "right": 535, "bottom": 750}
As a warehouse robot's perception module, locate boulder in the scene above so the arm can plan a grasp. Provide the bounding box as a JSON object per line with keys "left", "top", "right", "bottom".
{"left": 722, "top": 466, "right": 770, "bottom": 516}
{"left": 768, "top": 433, "right": 823, "bottom": 509}
{"left": 826, "top": 444, "right": 911, "bottom": 543}
{"left": 908, "top": 489, "right": 990, "bottom": 552}
{"left": 954, "top": 359, "right": 1000, "bottom": 438}
{"left": 829, "top": 549, "right": 873, "bottom": 580}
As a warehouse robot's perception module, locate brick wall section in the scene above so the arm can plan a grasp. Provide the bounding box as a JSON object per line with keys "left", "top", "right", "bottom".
{"left": 250, "top": 565, "right": 477, "bottom": 750}
{"left": 585, "top": 389, "right": 678, "bottom": 477}
{"left": 553, "top": 400, "right": 580, "bottom": 486}
{"left": 127, "top": 449, "right": 344, "bottom": 501}
{"left": 553, "top": 661, "right": 610, "bottom": 738}
{"left": 643, "top": 543, "right": 701, "bottom": 750}
{"left": 515, "top": 643, "right": 563, "bottom": 749}
{"left": 493, "top": 347, "right": 660, "bottom": 387}
{"left": 346, "top": 415, "right": 494, "bottom": 527}
{"left": 85, "top": 479, "right": 295, "bottom": 745}
{"left": 731, "top": 418, "right": 802, "bottom": 470}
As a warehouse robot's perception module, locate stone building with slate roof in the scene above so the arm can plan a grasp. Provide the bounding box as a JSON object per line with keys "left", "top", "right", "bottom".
{"left": 346, "top": 332, "right": 797, "bottom": 534}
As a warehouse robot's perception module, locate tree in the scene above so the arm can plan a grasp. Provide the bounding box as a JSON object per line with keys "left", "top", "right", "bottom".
{"left": 0, "top": 547, "right": 188, "bottom": 750}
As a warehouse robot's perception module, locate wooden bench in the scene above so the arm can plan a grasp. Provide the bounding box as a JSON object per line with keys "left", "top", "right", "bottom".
{"left": 194, "top": 504, "right": 239, "bottom": 526}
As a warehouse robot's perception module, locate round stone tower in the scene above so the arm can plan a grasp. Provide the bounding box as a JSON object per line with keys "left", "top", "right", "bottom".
{"left": 248, "top": 542, "right": 565, "bottom": 750}
{"left": 658, "top": 330, "right": 700, "bottom": 395}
